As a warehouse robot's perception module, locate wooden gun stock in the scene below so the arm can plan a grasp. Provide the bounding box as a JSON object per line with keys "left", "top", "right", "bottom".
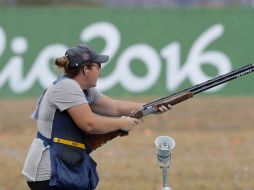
{"left": 85, "top": 130, "right": 128, "bottom": 151}
{"left": 85, "top": 64, "right": 254, "bottom": 151}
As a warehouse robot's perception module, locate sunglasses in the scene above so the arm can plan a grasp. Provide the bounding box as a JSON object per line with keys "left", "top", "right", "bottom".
{"left": 91, "top": 63, "right": 101, "bottom": 70}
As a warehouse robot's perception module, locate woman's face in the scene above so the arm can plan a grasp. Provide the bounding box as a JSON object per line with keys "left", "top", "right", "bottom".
{"left": 86, "top": 63, "right": 101, "bottom": 87}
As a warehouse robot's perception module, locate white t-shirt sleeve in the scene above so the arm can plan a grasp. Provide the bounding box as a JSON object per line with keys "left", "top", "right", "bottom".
{"left": 89, "top": 87, "right": 103, "bottom": 104}
{"left": 47, "top": 79, "right": 87, "bottom": 111}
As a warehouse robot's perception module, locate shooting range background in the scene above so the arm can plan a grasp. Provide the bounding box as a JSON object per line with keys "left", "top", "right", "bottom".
{"left": 0, "top": 6, "right": 254, "bottom": 190}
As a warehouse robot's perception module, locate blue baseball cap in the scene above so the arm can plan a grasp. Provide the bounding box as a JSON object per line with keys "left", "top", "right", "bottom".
{"left": 65, "top": 45, "right": 109, "bottom": 68}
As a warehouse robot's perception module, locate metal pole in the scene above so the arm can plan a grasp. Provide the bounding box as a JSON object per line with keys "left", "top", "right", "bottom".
{"left": 161, "top": 166, "right": 171, "bottom": 190}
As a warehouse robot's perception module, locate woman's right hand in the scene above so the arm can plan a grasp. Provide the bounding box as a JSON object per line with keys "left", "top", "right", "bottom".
{"left": 120, "top": 116, "right": 143, "bottom": 132}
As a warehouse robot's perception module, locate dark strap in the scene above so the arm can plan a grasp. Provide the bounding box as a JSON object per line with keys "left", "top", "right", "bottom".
{"left": 37, "top": 132, "right": 51, "bottom": 147}
{"left": 53, "top": 75, "right": 69, "bottom": 85}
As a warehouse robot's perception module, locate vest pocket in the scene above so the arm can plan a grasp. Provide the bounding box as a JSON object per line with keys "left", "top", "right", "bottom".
{"left": 50, "top": 143, "right": 99, "bottom": 190}
{"left": 55, "top": 155, "right": 89, "bottom": 189}
{"left": 55, "top": 143, "right": 83, "bottom": 165}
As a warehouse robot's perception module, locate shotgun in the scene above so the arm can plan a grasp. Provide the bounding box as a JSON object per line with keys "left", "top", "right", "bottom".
{"left": 85, "top": 64, "right": 254, "bottom": 151}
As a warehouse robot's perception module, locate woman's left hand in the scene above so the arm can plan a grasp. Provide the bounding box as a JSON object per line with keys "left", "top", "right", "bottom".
{"left": 157, "top": 104, "right": 172, "bottom": 113}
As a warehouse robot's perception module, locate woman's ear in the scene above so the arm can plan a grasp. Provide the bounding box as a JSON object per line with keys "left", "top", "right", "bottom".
{"left": 83, "top": 66, "right": 89, "bottom": 76}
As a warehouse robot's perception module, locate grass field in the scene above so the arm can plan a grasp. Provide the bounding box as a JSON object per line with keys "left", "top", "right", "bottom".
{"left": 0, "top": 97, "right": 254, "bottom": 190}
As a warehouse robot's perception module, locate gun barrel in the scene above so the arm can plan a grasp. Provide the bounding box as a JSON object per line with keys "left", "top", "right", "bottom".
{"left": 191, "top": 64, "right": 254, "bottom": 95}
{"left": 144, "top": 64, "right": 254, "bottom": 107}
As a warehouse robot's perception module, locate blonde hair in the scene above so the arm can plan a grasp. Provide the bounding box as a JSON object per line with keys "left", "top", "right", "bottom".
{"left": 55, "top": 56, "right": 96, "bottom": 78}
{"left": 55, "top": 56, "right": 82, "bottom": 78}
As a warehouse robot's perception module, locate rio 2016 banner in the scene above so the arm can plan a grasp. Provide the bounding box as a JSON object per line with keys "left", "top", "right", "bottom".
{"left": 0, "top": 8, "right": 254, "bottom": 98}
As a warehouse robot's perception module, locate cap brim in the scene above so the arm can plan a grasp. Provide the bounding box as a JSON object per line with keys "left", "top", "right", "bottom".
{"left": 94, "top": 55, "right": 109, "bottom": 63}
